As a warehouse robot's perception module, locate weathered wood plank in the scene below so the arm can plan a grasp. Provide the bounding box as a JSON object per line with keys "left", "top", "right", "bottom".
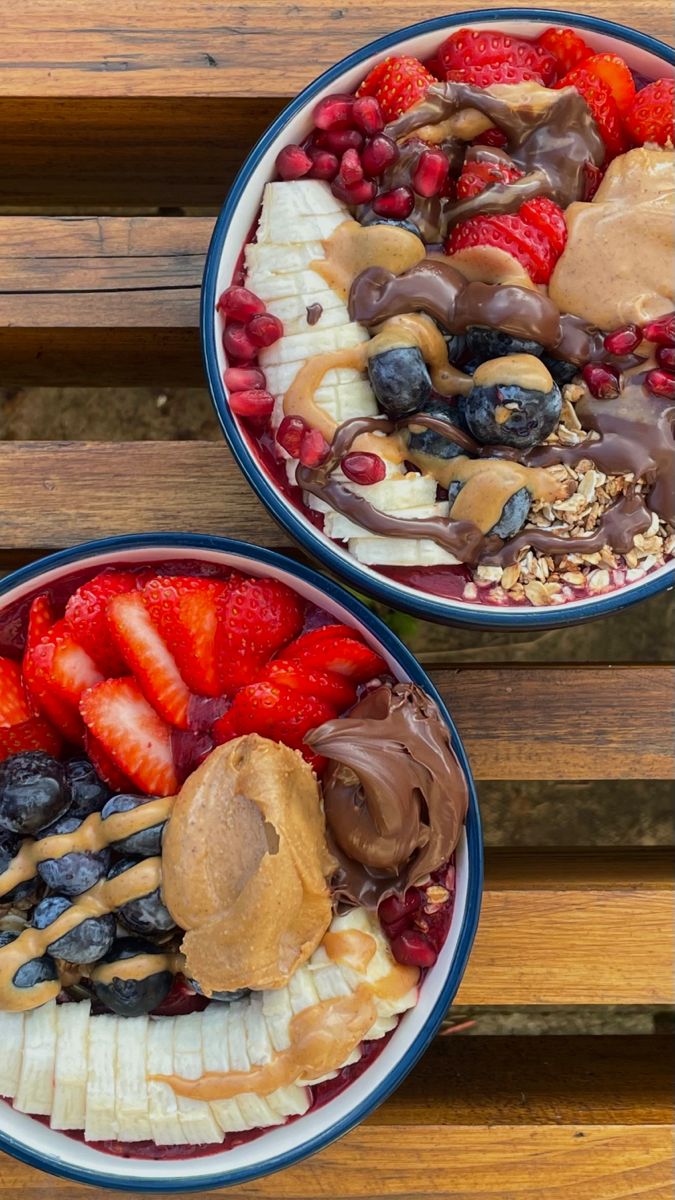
{"left": 0, "top": 1, "right": 671, "bottom": 97}
{"left": 0, "top": 1126, "right": 671, "bottom": 1199}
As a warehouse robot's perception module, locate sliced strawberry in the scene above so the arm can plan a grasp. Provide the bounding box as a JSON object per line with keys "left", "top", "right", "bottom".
{"left": 0, "top": 657, "right": 62, "bottom": 762}
{"left": 554, "top": 67, "right": 628, "bottom": 160}
{"left": 107, "top": 591, "right": 192, "bottom": 729}
{"left": 472, "top": 127, "right": 508, "bottom": 148}
{"left": 84, "top": 730, "right": 136, "bottom": 792}
{"left": 80, "top": 677, "right": 178, "bottom": 796}
{"left": 456, "top": 156, "right": 523, "bottom": 200}
{"left": 216, "top": 577, "right": 305, "bottom": 693}
{"left": 276, "top": 624, "right": 360, "bottom": 661}
{"left": 25, "top": 593, "right": 55, "bottom": 653}
{"left": 581, "top": 53, "right": 636, "bottom": 117}
{"left": 229, "top": 681, "right": 336, "bottom": 763}
{"left": 438, "top": 29, "right": 556, "bottom": 84}
{"left": 65, "top": 570, "right": 139, "bottom": 675}
{"left": 624, "top": 78, "right": 675, "bottom": 147}
{"left": 314, "top": 638, "right": 388, "bottom": 682}
{"left": 49, "top": 625, "right": 104, "bottom": 707}
{"left": 536, "top": 27, "right": 592, "bottom": 75}
{"left": 211, "top": 709, "right": 238, "bottom": 747}
{"left": 445, "top": 212, "right": 556, "bottom": 284}
{"left": 519, "top": 196, "right": 568, "bottom": 258}
{"left": 260, "top": 660, "right": 357, "bottom": 710}
{"left": 357, "top": 56, "right": 436, "bottom": 122}
{"left": 22, "top": 601, "right": 85, "bottom": 745}
{"left": 447, "top": 62, "right": 546, "bottom": 87}
{"left": 142, "top": 575, "right": 232, "bottom": 697}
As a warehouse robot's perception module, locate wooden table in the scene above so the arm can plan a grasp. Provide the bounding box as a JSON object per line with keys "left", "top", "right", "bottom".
{"left": 0, "top": 3, "right": 673, "bottom": 1197}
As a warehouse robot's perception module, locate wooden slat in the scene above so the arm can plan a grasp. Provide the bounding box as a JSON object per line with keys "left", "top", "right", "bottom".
{"left": 0, "top": 1, "right": 671, "bottom": 98}
{"left": 1, "top": 1126, "right": 671, "bottom": 1199}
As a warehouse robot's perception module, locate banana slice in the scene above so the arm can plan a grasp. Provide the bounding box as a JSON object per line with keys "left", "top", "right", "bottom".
{"left": 325, "top": 501, "right": 450, "bottom": 541}
{"left": 226, "top": 1002, "right": 281, "bottom": 1129}
{"left": 246, "top": 268, "right": 342, "bottom": 307}
{"left": 147, "top": 1017, "right": 188, "bottom": 1146}
{"left": 331, "top": 908, "right": 420, "bottom": 1020}
{"left": 172, "top": 1012, "right": 223, "bottom": 1144}
{"left": 245, "top": 993, "right": 309, "bottom": 1120}
{"left": 261, "top": 982, "right": 294, "bottom": 1053}
{"left": 115, "top": 1014, "right": 152, "bottom": 1142}
{"left": 245, "top": 241, "right": 326, "bottom": 277}
{"left": 14, "top": 1001, "right": 57, "bottom": 1117}
{"left": 350, "top": 537, "right": 460, "bottom": 566}
{"left": 200, "top": 1003, "right": 249, "bottom": 1134}
{"left": 51, "top": 1000, "right": 91, "bottom": 1130}
{"left": 0, "top": 1011, "right": 24, "bottom": 1100}
{"left": 84, "top": 1013, "right": 118, "bottom": 1141}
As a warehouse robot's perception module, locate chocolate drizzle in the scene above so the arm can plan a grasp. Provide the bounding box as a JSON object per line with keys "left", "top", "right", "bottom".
{"left": 306, "top": 683, "right": 468, "bottom": 908}
{"left": 306, "top": 303, "right": 323, "bottom": 326}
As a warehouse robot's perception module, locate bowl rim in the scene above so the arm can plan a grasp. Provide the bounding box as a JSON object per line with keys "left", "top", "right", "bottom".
{"left": 0, "top": 532, "right": 483, "bottom": 1192}
{"left": 201, "top": 6, "right": 675, "bottom": 630}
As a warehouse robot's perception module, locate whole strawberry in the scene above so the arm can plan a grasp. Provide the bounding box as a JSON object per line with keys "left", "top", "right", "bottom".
{"left": 357, "top": 56, "right": 436, "bottom": 122}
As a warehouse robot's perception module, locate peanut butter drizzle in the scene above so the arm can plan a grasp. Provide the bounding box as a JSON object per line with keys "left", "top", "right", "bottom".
{"left": 323, "top": 929, "right": 376, "bottom": 975}
{"left": 473, "top": 353, "right": 553, "bottom": 393}
{"left": 0, "top": 857, "right": 164, "bottom": 1012}
{"left": 311, "top": 219, "right": 425, "bottom": 302}
{"left": 152, "top": 985, "right": 378, "bottom": 1102}
{"left": 90, "top": 950, "right": 184, "bottom": 987}
{"left": 283, "top": 313, "right": 472, "bottom": 442}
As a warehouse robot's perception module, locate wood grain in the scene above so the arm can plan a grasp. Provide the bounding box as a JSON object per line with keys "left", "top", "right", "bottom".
{"left": 0, "top": 1126, "right": 671, "bottom": 1199}
{"left": 0, "top": 1, "right": 671, "bottom": 97}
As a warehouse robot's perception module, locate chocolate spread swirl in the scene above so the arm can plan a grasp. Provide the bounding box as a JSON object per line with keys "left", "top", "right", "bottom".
{"left": 306, "top": 683, "right": 468, "bottom": 908}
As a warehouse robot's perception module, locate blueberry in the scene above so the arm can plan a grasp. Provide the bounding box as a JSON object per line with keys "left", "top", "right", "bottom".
{"left": 364, "top": 215, "right": 423, "bottom": 241}
{"left": 37, "top": 814, "right": 111, "bottom": 896}
{"left": 189, "top": 979, "right": 250, "bottom": 1004}
{"left": 65, "top": 758, "right": 111, "bottom": 818}
{"left": 0, "top": 832, "right": 39, "bottom": 905}
{"left": 0, "top": 930, "right": 58, "bottom": 990}
{"left": 405, "top": 397, "right": 467, "bottom": 461}
{"left": 464, "top": 326, "right": 544, "bottom": 364}
{"left": 368, "top": 346, "right": 432, "bottom": 417}
{"left": 459, "top": 381, "right": 562, "bottom": 449}
{"left": 540, "top": 353, "right": 579, "bottom": 387}
{"left": 32, "top": 894, "right": 115, "bottom": 964}
{"left": 101, "top": 794, "right": 165, "bottom": 858}
{"left": 0, "top": 752, "right": 69, "bottom": 837}
{"left": 448, "top": 481, "right": 531, "bottom": 538}
{"left": 444, "top": 333, "right": 466, "bottom": 363}
{"left": 92, "top": 936, "right": 173, "bottom": 1017}
{"left": 108, "top": 859, "right": 175, "bottom": 937}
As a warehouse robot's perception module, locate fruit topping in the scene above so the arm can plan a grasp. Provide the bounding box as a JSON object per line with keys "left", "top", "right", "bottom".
{"left": 458, "top": 364, "right": 562, "bottom": 449}
{"left": 656, "top": 346, "right": 675, "bottom": 371}
{"left": 554, "top": 66, "right": 628, "bottom": 161}
{"left": 84, "top": 731, "right": 136, "bottom": 793}
{"left": 352, "top": 95, "right": 384, "bottom": 136}
{"left": 246, "top": 312, "right": 283, "bottom": 348}
{"left": 0, "top": 750, "right": 69, "bottom": 836}
{"left": 390, "top": 928, "right": 437, "bottom": 968}
{"left": 582, "top": 362, "right": 622, "bottom": 399}
{"left": 457, "top": 156, "right": 523, "bottom": 200}
{"left": 299, "top": 426, "right": 331, "bottom": 468}
{"left": 341, "top": 451, "right": 387, "bottom": 486}
{"left": 437, "top": 28, "right": 556, "bottom": 85}
{"left": 215, "top": 576, "right": 305, "bottom": 697}
{"left": 361, "top": 134, "right": 399, "bottom": 178}
{"left": 143, "top": 575, "right": 232, "bottom": 699}
{"left": 101, "top": 793, "right": 166, "bottom": 857}
{"left": 624, "top": 79, "right": 675, "bottom": 147}
{"left": 275, "top": 144, "right": 313, "bottom": 181}
{"left": 315, "top": 127, "right": 364, "bottom": 154}
{"left": 277, "top": 414, "right": 308, "bottom": 458}
{"left": 312, "top": 93, "right": 355, "bottom": 130}
{"left": 603, "top": 324, "right": 643, "bottom": 357}
{"left": 412, "top": 149, "right": 450, "bottom": 198}
{"left": 92, "top": 937, "right": 174, "bottom": 1018}
{"left": 0, "top": 658, "right": 62, "bottom": 763}
{"left": 645, "top": 368, "right": 675, "bottom": 400}
{"left": 405, "top": 397, "right": 467, "bottom": 461}
{"left": 108, "top": 859, "right": 176, "bottom": 937}
{"left": 228, "top": 682, "right": 336, "bottom": 761}
{"left": 446, "top": 61, "right": 546, "bottom": 87}
{"left": 578, "top": 53, "right": 636, "bottom": 116}
{"left": 308, "top": 149, "right": 340, "bottom": 181}
{"left": 449, "top": 480, "right": 531, "bottom": 539}
{"left": 464, "top": 326, "right": 544, "bottom": 364}
{"left": 368, "top": 346, "right": 432, "bottom": 417}
{"left": 339, "top": 147, "right": 364, "bottom": 187}
{"left": 357, "top": 55, "right": 436, "bottom": 122}
{"left": 260, "top": 660, "right": 357, "bottom": 711}
{"left": 227, "top": 387, "right": 275, "bottom": 419}
{"left": 64, "top": 571, "right": 139, "bottom": 676}
{"left": 108, "top": 591, "right": 191, "bottom": 730}
{"left": 64, "top": 757, "right": 111, "bottom": 818}
{"left": 37, "top": 813, "right": 111, "bottom": 896}
{"left": 0, "top": 931, "right": 57, "bottom": 990}
{"left": 79, "top": 677, "right": 179, "bottom": 797}
{"left": 518, "top": 196, "right": 568, "bottom": 258}
{"left": 32, "top": 895, "right": 115, "bottom": 964}
{"left": 331, "top": 177, "right": 376, "bottom": 206}
{"left": 371, "top": 185, "right": 415, "bottom": 220}
{"left": 222, "top": 321, "right": 260, "bottom": 362}
{"left": 642, "top": 314, "right": 675, "bottom": 346}
{"left": 216, "top": 286, "right": 266, "bottom": 322}
{"left": 536, "top": 26, "right": 591, "bottom": 74}
{"left": 446, "top": 212, "right": 556, "bottom": 284}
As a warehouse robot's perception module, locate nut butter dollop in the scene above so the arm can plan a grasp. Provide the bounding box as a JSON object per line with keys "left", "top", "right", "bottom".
{"left": 161, "top": 736, "right": 336, "bottom": 995}
{"left": 305, "top": 683, "right": 468, "bottom": 907}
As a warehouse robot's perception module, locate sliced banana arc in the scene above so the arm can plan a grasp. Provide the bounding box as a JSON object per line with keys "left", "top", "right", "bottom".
{"left": 244, "top": 178, "right": 458, "bottom": 567}
{"left": 0, "top": 908, "right": 417, "bottom": 1145}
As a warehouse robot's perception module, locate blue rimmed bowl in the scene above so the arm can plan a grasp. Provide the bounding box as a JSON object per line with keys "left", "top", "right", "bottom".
{"left": 202, "top": 8, "right": 675, "bottom": 629}
{"left": 0, "top": 534, "right": 481, "bottom": 1192}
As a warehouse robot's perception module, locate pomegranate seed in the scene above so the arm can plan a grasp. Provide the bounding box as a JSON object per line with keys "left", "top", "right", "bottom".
{"left": 472, "top": 126, "right": 508, "bottom": 148}
{"left": 645, "top": 368, "right": 675, "bottom": 399}
{"left": 246, "top": 312, "right": 283, "bottom": 348}
{"left": 379, "top": 890, "right": 421, "bottom": 926}
{"left": 603, "top": 324, "right": 642, "bottom": 356}
{"left": 228, "top": 389, "right": 275, "bottom": 419}
{"left": 352, "top": 95, "right": 384, "bottom": 136}
{"left": 390, "top": 929, "right": 437, "bottom": 968}
{"left": 223, "top": 366, "right": 265, "bottom": 392}
{"left": 656, "top": 345, "right": 675, "bottom": 370}
{"left": 277, "top": 415, "right": 308, "bottom": 458}
{"left": 299, "top": 427, "right": 330, "bottom": 467}
{"left": 217, "top": 285, "right": 265, "bottom": 322}
{"left": 331, "top": 177, "right": 376, "bottom": 206}
{"left": 361, "top": 134, "right": 399, "bottom": 178}
{"left": 223, "top": 322, "right": 259, "bottom": 361}
{"left": 341, "top": 451, "right": 387, "bottom": 485}
{"left": 316, "top": 128, "right": 364, "bottom": 154}
{"left": 309, "top": 149, "right": 340, "bottom": 181}
{"left": 582, "top": 362, "right": 622, "bottom": 399}
{"left": 582, "top": 161, "right": 604, "bottom": 201}
{"left": 276, "top": 144, "right": 312, "bottom": 181}
{"left": 340, "top": 148, "right": 364, "bottom": 187}
{"left": 412, "top": 149, "right": 450, "bottom": 198}
{"left": 372, "top": 186, "right": 415, "bottom": 220}
{"left": 642, "top": 313, "right": 675, "bottom": 346}
{"left": 313, "top": 93, "right": 356, "bottom": 130}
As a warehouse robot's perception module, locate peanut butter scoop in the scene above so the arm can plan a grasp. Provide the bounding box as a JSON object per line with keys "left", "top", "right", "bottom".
{"left": 161, "top": 736, "right": 336, "bottom": 995}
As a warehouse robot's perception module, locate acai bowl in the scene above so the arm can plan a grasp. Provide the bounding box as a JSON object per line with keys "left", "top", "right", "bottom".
{"left": 203, "top": 9, "right": 675, "bottom": 628}
{"left": 0, "top": 534, "right": 480, "bottom": 1191}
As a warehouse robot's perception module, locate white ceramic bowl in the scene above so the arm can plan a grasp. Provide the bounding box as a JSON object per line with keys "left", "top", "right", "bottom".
{"left": 202, "top": 9, "right": 675, "bottom": 629}
{"left": 0, "top": 534, "right": 481, "bottom": 1191}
